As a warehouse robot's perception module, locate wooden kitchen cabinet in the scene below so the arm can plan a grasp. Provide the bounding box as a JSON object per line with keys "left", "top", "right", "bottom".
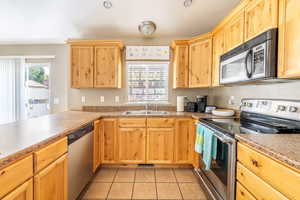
{"left": 244, "top": 0, "right": 278, "bottom": 41}
{"left": 2, "top": 179, "right": 33, "bottom": 200}
{"left": 101, "top": 118, "right": 118, "bottom": 163}
{"left": 147, "top": 128, "right": 174, "bottom": 164}
{"left": 224, "top": 10, "right": 245, "bottom": 51}
{"left": 236, "top": 181, "right": 256, "bottom": 200}
{"left": 93, "top": 120, "right": 101, "bottom": 172}
{"left": 34, "top": 154, "right": 68, "bottom": 200}
{"left": 70, "top": 46, "right": 94, "bottom": 88}
{"left": 188, "top": 34, "right": 212, "bottom": 88}
{"left": 171, "top": 40, "right": 189, "bottom": 88}
{"left": 278, "top": 0, "right": 300, "bottom": 78}
{"left": 118, "top": 128, "right": 146, "bottom": 163}
{"left": 94, "top": 46, "right": 122, "bottom": 88}
{"left": 212, "top": 30, "right": 225, "bottom": 87}
{"left": 68, "top": 40, "right": 124, "bottom": 88}
{"left": 174, "top": 118, "right": 194, "bottom": 164}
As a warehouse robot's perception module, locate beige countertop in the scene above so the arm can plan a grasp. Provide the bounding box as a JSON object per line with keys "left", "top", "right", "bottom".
{"left": 235, "top": 134, "right": 300, "bottom": 171}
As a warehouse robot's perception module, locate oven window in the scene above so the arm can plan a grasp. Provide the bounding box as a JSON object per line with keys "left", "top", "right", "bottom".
{"left": 211, "top": 139, "right": 229, "bottom": 186}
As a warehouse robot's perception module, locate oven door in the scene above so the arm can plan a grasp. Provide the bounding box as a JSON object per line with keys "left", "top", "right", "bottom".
{"left": 196, "top": 127, "right": 236, "bottom": 200}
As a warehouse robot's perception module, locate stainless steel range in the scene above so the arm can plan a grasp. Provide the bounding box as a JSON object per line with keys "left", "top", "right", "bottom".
{"left": 195, "top": 99, "right": 300, "bottom": 200}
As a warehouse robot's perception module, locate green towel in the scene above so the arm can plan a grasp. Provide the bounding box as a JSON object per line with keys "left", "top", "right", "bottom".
{"left": 195, "top": 124, "right": 204, "bottom": 153}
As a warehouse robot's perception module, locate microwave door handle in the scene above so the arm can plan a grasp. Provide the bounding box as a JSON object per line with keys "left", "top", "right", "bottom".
{"left": 244, "top": 50, "right": 253, "bottom": 78}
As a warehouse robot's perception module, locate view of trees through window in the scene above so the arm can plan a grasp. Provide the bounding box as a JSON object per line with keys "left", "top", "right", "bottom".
{"left": 127, "top": 62, "right": 169, "bottom": 103}
{"left": 28, "top": 66, "right": 49, "bottom": 87}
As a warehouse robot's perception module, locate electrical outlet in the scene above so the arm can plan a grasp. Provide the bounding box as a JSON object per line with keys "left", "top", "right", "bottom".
{"left": 100, "top": 96, "right": 105, "bottom": 103}
{"left": 81, "top": 96, "right": 86, "bottom": 103}
{"left": 53, "top": 97, "right": 60, "bottom": 105}
{"left": 115, "top": 96, "right": 120, "bottom": 103}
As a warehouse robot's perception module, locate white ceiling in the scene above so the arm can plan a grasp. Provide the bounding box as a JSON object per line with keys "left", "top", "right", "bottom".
{"left": 0, "top": 0, "right": 240, "bottom": 44}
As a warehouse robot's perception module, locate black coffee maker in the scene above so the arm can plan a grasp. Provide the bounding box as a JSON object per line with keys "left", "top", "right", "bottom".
{"left": 196, "top": 96, "right": 207, "bottom": 113}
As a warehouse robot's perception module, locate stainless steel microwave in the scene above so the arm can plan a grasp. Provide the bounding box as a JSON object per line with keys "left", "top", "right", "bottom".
{"left": 220, "top": 28, "right": 278, "bottom": 85}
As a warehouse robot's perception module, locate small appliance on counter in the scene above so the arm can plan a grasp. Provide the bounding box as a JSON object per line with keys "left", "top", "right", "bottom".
{"left": 196, "top": 96, "right": 207, "bottom": 113}
{"left": 177, "top": 96, "right": 187, "bottom": 112}
{"left": 185, "top": 101, "right": 198, "bottom": 112}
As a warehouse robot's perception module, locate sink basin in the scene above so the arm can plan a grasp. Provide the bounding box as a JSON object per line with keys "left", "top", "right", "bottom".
{"left": 122, "top": 110, "right": 170, "bottom": 116}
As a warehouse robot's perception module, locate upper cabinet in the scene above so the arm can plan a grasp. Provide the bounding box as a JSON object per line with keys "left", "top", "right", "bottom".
{"left": 278, "top": 0, "right": 300, "bottom": 78}
{"left": 188, "top": 34, "right": 213, "bottom": 88}
{"left": 212, "top": 29, "right": 225, "bottom": 87}
{"left": 245, "top": 0, "right": 278, "bottom": 40}
{"left": 171, "top": 40, "right": 189, "bottom": 88}
{"left": 68, "top": 40, "right": 124, "bottom": 89}
{"left": 224, "top": 10, "right": 245, "bottom": 52}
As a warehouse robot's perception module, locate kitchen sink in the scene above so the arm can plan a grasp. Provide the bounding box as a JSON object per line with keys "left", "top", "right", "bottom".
{"left": 122, "top": 110, "right": 170, "bottom": 115}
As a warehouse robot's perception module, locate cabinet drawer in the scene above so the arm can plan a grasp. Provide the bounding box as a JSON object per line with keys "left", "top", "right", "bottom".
{"left": 236, "top": 181, "right": 256, "bottom": 200}
{"left": 34, "top": 137, "right": 67, "bottom": 172}
{"left": 237, "top": 162, "right": 288, "bottom": 199}
{"left": 147, "top": 118, "right": 175, "bottom": 128}
{"left": 2, "top": 178, "right": 33, "bottom": 200}
{"left": 0, "top": 155, "right": 33, "bottom": 199}
{"left": 119, "top": 118, "right": 146, "bottom": 128}
{"left": 237, "top": 142, "right": 300, "bottom": 199}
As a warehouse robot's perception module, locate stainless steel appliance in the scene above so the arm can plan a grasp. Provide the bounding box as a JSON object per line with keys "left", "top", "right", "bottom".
{"left": 196, "top": 96, "right": 207, "bottom": 113}
{"left": 220, "top": 28, "right": 277, "bottom": 85}
{"left": 196, "top": 99, "right": 300, "bottom": 200}
{"left": 68, "top": 123, "right": 94, "bottom": 200}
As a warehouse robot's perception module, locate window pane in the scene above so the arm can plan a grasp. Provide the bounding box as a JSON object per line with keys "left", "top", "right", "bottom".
{"left": 127, "top": 62, "right": 169, "bottom": 103}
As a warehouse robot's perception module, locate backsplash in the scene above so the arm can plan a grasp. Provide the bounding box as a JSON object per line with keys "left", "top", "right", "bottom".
{"left": 209, "top": 81, "right": 300, "bottom": 110}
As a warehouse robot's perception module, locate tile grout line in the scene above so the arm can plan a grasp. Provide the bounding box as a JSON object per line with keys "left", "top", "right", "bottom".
{"left": 154, "top": 168, "right": 158, "bottom": 200}
{"left": 105, "top": 168, "right": 119, "bottom": 200}
{"left": 131, "top": 168, "right": 137, "bottom": 200}
{"left": 173, "top": 168, "right": 184, "bottom": 200}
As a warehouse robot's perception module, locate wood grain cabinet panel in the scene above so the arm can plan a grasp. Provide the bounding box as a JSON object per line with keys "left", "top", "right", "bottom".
{"left": 70, "top": 46, "right": 94, "bottom": 88}
{"left": 2, "top": 179, "right": 33, "bottom": 200}
{"left": 94, "top": 46, "right": 122, "bottom": 88}
{"left": 189, "top": 36, "right": 212, "bottom": 88}
{"left": 172, "top": 40, "right": 189, "bottom": 88}
{"left": 147, "top": 128, "right": 174, "bottom": 164}
{"left": 34, "top": 137, "right": 67, "bottom": 173}
{"left": 237, "top": 142, "right": 300, "bottom": 199}
{"left": 0, "top": 155, "right": 33, "bottom": 199}
{"left": 236, "top": 181, "right": 256, "bottom": 200}
{"left": 212, "top": 30, "right": 224, "bottom": 87}
{"left": 119, "top": 118, "right": 146, "bottom": 128}
{"left": 118, "top": 128, "right": 146, "bottom": 163}
{"left": 278, "top": 0, "right": 300, "bottom": 78}
{"left": 245, "top": 0, "right": 278, "bottom": 40}
{"left": 236, "top": 162, "right": 288, "bottom": 200}
{"left": 174, "top": 118, "right": 193, "bottom": 164}
{"left": 93, "top": 120, "right": 101, "bottom": 172}
{"left": 224, "top": 10, "right": 245, "bottom": 51}
{"left": 34, "top": 154, "right": 67, "bottom": 200}
{"left": 101, "top": 118, "right": 118, "bottom": 163}
{"left": 147, "top": 118, "right": 175, "bottom": 128}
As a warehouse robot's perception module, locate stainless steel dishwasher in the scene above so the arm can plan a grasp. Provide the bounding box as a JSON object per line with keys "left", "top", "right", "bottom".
{"left": 68, "top": 122, "right": 94, "bottom": 200}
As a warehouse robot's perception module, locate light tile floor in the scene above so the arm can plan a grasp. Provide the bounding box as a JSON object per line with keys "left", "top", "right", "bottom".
{"left": 82, "top": 168, "right": 208, "bottom": 200}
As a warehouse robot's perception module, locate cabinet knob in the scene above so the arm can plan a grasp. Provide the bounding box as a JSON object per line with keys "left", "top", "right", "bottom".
{"left": 251, "top": 159, "right": 260, "bottom": 167}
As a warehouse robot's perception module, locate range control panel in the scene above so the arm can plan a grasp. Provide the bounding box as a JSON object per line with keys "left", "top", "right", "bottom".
{"left": 241, "top": 99, "right": 300, "bottom": 121}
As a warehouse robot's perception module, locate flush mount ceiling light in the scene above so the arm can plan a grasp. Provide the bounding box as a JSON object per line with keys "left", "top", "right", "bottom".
{"left": 183, "top": 0, "right": 193, "bottom": 8}
{"left": 138, "top": 21, "right": 157, "bottom": 37}
{"left": 103, "top": 0, "right": 112, "bottom": 9}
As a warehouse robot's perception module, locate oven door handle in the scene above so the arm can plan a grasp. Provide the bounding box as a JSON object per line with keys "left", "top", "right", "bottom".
{"left": 213, "top": 132, "right": 234, "bottom": 144}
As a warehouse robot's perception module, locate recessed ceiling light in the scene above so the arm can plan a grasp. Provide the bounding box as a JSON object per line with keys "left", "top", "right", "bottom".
{"left": 103, "top": 0, "right": 112, "bottom": 9}
{"left": 183, "top": 0, "right": 193, "bottom": 8}
{"left": 138, "top": 21, "right": 157, "bottom": 37}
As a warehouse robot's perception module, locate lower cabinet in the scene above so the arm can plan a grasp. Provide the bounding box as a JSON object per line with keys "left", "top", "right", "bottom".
{"left": 147, "top": 128, "right": 174, "bottom": 164}
{"left": 34, "top": 154, "right": 68, "bottom": 200}
{"left": 118, "top": 128, "right": 146, "bottom": 163}
{"left": 93, "top": 120, "right": 101, "bottom": 171}
{"left": 2, "top": 179, "right": 33, "bottom": 200}
{"left": 101, "top": 118, "right": 118, "bottom": 163}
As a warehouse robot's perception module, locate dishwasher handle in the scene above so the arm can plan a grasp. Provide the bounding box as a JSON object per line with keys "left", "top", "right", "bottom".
{"left": 68, "top": 123, "right": 94, "bottom": 145}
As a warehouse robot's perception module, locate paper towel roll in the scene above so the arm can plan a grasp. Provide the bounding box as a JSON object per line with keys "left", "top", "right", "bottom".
{"left": 177, "top": 96, "right": 186, "bottom": 112}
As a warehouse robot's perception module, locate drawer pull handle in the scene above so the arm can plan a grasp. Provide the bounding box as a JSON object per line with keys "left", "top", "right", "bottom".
{"left": 251, "top": 159, "right": 260, "bottom": 167}
{"left": 0, "top": 170, "right": 6, "bottom": 176}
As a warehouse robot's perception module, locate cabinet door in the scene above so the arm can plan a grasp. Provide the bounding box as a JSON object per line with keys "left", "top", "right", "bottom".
{"left": 2, "top": 179, "right": 33, "bottom": 200}
{"left": 34, "top": 154, "right": 67, "bottom": 200}
{"left": 93, "top": 120, "right": 101, "bottom": 172}
{"left": 212, "top": 30, "right": 224, "bottom": 87}
{"left": 174, "top": 118, "right": 193, "bottom": 164}
{"left": 189, "top": 38, "right": 212, "bottom": 88}
{"left": 224, "top": 11, "right": 245, "bottom": 51}
{"left": 278, "top": 0, "right": 300, "bottom": 78}
{"left": 118, "top": 128, "right": 146, "bottom": 163}
{"left": 94, "top": 46, "right": 122, "bottom": 88}
{"left": 245, "top": 0, "right": 278, "bottom": 40}
{"left": 101, "top": 118, "right": 118, "bottom": 163}
{"left": 147, "top": 128, "right": 174, "bottom": 164}
{"left": 70, "top": 46, "right": 94, "bottom": 88}
{"left": 173, "top": 43, "right": 189, "bottom": 88}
